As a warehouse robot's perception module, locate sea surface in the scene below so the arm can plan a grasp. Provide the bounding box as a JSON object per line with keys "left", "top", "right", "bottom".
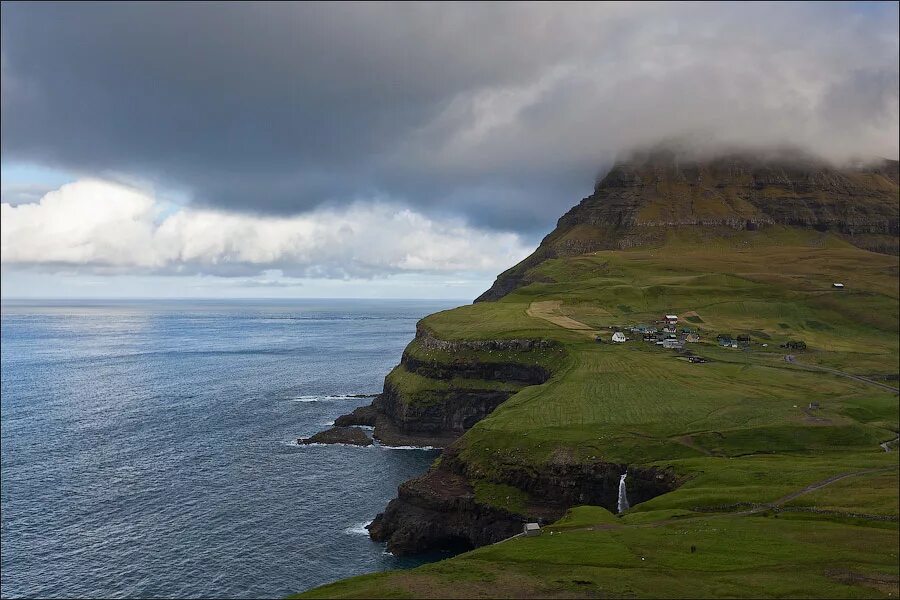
{"left": 0, "top": 299, "right": 459, "bottom": 599}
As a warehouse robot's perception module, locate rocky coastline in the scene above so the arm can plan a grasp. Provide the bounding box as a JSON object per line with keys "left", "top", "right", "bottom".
{"left": 300, "top": 324, "right": 680, "bottom": 557}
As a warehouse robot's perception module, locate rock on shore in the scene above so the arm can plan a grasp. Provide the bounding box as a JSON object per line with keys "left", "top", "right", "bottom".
{"left": 298, "top": 426, "right": 372, "bottom": 446}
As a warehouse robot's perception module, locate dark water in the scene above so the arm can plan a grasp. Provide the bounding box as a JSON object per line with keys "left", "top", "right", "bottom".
{"left": 0, "top": 299, "right": 458, "bottom": 599}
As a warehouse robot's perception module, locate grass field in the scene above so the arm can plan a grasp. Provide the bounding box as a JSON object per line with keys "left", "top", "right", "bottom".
{"left": 299, "top": 229, "right": 899, "bottom": 598}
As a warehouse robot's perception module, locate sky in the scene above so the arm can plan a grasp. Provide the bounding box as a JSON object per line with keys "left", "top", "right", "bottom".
{"left": 2, "top": 1, "right": 898, "bottom": 299}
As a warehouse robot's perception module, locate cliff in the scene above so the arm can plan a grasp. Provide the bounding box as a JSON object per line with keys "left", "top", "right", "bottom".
{"left": 369, "top": 447, "right": 679, "bottom": 555}
{"left": 333, "top": 325, "right": 559, "bottom": 448}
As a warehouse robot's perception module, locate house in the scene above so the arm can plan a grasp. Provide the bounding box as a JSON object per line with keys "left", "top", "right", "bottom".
{"left": 662, "top": 339, "right": 684, "bottom": 350}
{"left": 685, "top": 333, "right": 700, "bottom": 343}
{"left": 523, "top": 523, "right": 542, "bottom": 537}
{"left": 665, "top": 314, "right": 678, "bottom": 325}
{"left": 611, "top": 332, "right": 627, "bottom": 343}
{"left": 832, "top": 282, "right": 844, "bottom": 289}
{"left": 808, "top": 401, "right": 821, "bottom": 410}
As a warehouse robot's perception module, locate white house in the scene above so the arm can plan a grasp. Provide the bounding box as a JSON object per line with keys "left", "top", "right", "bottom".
{"left": 612, "top": 332, "right": 627, "bottom": 343}
{"left": 665, "top": 314, "right": 678, "bottom": 325}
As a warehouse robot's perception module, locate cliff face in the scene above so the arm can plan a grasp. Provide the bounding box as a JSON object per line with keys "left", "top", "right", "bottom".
{"left": 332, "top": 326, "right": 556, "bottom": 447}
{"left": 367, "top": 467, "right": 522, "bottom": 555}
{"left": 477, "top": 152, "right": 900, "bottom": 302}
{"left": 372, "top": 381, "right": 512, "bottom": 447}
{"left": 369, "top": 447, "right": 680, "bottom": 555}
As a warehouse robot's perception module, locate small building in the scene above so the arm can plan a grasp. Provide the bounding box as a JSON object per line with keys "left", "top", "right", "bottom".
{"left": 808, "top": 401, "right": 821, "bottom": 410}
{"left": 662, "top": 339, "right": 684, "bottom": 350}
{"left": 832, "top": 283, "right": 844, "bottom": 289}
{"left": 523, "top": 523, "right": 542, "bottom": 537}
{"left": 611, "top": 332, "right": 627, "bottom": 343}
{"left": 665, "top": 314, "right": 678, "bottom": 325}
{"left": 685, "top": 333, "right": 700, "bottom": 343}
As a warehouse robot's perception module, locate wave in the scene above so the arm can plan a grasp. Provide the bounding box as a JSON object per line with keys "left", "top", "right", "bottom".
{"left": 344, "top": 521, "right": 373, "bottom": 536}
{"left": 291, "top": 394, "right": 376, "bottom": 402}
{"left": 289, "top": 441, "right": 374, "bottom": 449}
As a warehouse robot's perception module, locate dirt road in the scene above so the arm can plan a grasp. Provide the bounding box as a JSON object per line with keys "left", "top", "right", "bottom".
{"left": 784, "top": 355, "right": 899, "bottom": 394}
{"left": 526, "top": 301, "right": 598, "bottom": 339}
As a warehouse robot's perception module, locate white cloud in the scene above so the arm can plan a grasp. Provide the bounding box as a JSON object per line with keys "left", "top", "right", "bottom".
{"left": 395, "top": 3, "right": 900, "bottom": 172}
{"left": 1, "top": 180, "right": 531, "bottom": 278}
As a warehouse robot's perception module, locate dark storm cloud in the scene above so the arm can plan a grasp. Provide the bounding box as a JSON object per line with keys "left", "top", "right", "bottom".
{"left": 2, "top": 2, "right": 898, "bottom": 233}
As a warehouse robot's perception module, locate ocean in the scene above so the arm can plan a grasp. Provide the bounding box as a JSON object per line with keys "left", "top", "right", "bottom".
{"left": 0, "top": 299, "right": 459, "bottom": 599}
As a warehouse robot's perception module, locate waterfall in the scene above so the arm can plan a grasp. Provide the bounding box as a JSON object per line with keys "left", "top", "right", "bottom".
{"left": 617, "top": 472, "right": 630, "bottom": 513}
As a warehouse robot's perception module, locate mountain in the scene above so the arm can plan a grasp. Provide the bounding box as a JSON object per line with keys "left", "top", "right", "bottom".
{"left": 477, "top": 150, "right": 899, "bottom": 302}
{"left": 299, "top": 147, "right": 899, "bottom": 599}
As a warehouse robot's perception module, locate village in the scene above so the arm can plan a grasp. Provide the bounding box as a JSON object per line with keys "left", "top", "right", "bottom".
{"left": 597, "top": 313, "right": 762, "bottom": 363}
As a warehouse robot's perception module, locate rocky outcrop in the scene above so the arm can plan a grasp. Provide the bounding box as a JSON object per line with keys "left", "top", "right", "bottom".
{"left": 369, "top": 448, "right": 681, "bottom": 555}
{"left": 298, "top": 426, "right": 372, "bottom": 446}
{"left": 367, "top": 468, "right": 523, "bottom": 555}
{"left": 326, "top": 328, "right": 557, "bottom": 447}
{"left": 371, "top": 379, "right": 512, "bottom": 447}
{"left": 333, "top": 405, "right": 377, "bottom": 427}
{"left": 477, "top": 150, "right": 900, "bottom": 302}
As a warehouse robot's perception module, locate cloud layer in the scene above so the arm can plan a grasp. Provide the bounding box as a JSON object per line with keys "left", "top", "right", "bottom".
{"left": 1, "top": 180, "right": 530, "bottom": 278}
{"left": 2, "top": 2, "right": 898, "bottom": 233}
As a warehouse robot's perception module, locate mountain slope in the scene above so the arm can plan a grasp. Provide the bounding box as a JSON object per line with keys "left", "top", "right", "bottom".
{"left": 477, "top": 151, "right": 899, "bottom": 302}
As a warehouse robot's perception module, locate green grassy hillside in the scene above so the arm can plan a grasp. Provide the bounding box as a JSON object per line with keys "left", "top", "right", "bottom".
{"left": 298, "top": 155, "right": 899, "bottom": 598}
